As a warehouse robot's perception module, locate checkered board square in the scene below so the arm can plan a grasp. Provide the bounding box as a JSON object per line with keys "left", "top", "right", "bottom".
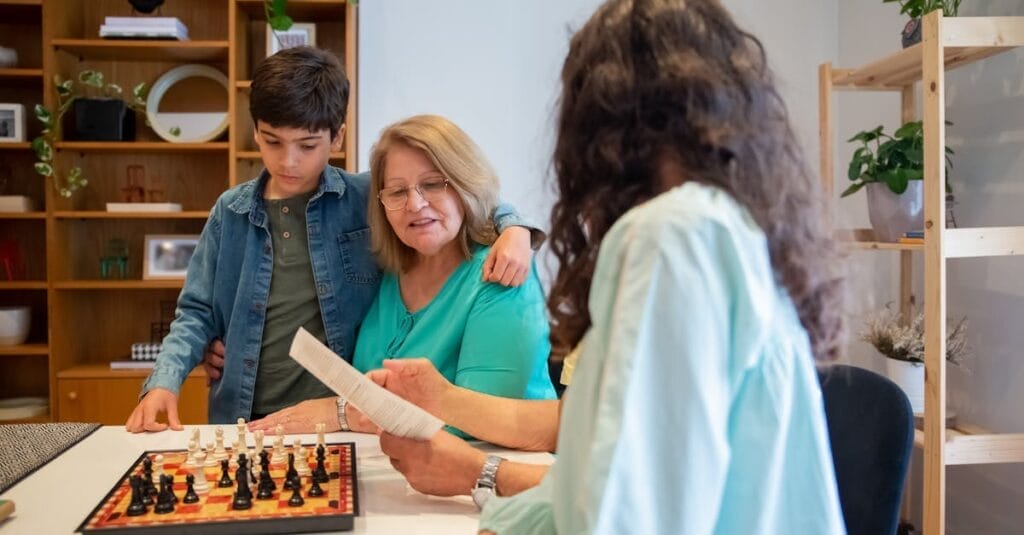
{"left": 77, "top": 442, "right": 358, "bottom": 534}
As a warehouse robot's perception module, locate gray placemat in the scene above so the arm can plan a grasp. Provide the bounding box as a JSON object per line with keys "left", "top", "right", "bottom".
{"left": 0, "top": 423, "right": 101, "bottom": 494}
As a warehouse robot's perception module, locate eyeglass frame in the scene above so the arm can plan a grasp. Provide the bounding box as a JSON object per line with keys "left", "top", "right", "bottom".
{"left": 377, "top": 177, "right": 451, "bottom": 211}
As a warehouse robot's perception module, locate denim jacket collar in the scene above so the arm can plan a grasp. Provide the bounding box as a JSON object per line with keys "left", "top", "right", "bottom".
{"left": 226, "top": 167, "right": 349, "bottom": 227}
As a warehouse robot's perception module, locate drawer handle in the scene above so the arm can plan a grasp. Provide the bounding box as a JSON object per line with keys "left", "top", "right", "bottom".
{"left": 67, "top": 391, "right": 78, "bottom": 401}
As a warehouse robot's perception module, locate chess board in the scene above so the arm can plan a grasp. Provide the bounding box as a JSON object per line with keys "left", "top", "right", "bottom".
{"left": 77, "top": 442, "right": 358, "bottom": 534}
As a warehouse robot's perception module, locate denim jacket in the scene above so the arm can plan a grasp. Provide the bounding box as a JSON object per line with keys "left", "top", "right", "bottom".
{"left": 141, "top": 165, "right": 538, "bottom": 423}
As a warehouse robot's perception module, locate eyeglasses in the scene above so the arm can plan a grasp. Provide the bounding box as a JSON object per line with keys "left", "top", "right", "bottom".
{"left": 378, "top": 177, "right": 450, "bottom": 211}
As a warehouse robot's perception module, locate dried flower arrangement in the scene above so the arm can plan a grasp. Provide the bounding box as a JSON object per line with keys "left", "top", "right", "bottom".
{"left": 860, "top": 304, "right": 971, "bottom": 369}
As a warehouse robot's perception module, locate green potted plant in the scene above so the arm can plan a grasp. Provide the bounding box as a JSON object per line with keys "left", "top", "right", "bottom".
{"left": 843, "top": 120, "right": 954, "bottom": 242}
{"left": 882, "top": 0, "right": 963, "bottom": 47}
{"left": 33, "top": 71, "right": 149, "bottom": 198}
{"left": 860, "top": 305, "right": 971, "bottom": 413}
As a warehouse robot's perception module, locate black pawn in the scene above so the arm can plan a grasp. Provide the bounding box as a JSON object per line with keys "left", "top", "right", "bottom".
{"left": 313, "top": 445, "right": 329, "bottom": 484}
{"left": 232, "top": 456, "right": 253, "bottom": 510}
{"left": 260, "top": 451, "right": 276, "bottom": 491}
{"left": 257, "top": 472, "right": 274, "bottom": 500}
{"left": 126, "top": 475, "right": 148, "bottom": 516}
{"left": 307, "top": 476, "right": 324, "bottom": 497}
{"left": 154, "top": 475, "right": 174, "bottom": 514}
{"left": 183, "top": 474, "right": 200, "bottom": 504}
{"left": 218, "top": 459, "right": 233, "bottom": 488}
{"left": 283, "top": 453, "right": 298, "bottom": 490}
{"left": 287, "top": 481, "right": 305, "bottom": 507}
{"left": 163, "top": 474, "right": 178, "bottom": 504}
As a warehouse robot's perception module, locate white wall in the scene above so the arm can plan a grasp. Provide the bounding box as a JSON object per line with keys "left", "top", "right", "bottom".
{"left": 836, "top": 1, "right": 1024, "bottom": 532}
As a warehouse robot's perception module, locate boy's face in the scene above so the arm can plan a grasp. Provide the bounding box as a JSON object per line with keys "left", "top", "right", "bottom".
{"left": 254, "top": 121, "right": 345, "bottom": 199}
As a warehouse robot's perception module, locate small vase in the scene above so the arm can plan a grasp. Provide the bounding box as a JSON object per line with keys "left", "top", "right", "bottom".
{"left": 902, "top": 18, "right": 922, "bottom": 48}
{"left": 867, "top": 181, "right": 923, "bottom": 242}
{"left": 886, "top": 359, "right": 924, "bottom": 414}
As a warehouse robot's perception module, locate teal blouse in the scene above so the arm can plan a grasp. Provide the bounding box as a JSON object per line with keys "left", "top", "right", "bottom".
{"left": 353, "top": 246, "right": 556, "bottom": 413}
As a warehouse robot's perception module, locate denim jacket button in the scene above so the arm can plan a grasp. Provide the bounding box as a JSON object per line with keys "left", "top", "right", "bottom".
{"left": 243, "top": 359, "right": 255, "bottom": 369}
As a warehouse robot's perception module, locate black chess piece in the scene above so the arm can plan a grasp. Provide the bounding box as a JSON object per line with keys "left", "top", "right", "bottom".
{"left": 260, "top": 450, "right": 276, "bottom": 491}
{"left": 218, "top": 459, "right": 233, "bottom": 488}
{"left": 287, "top": 481, "right": 305, "bottom": 507}
{"left": 183, "top": 474, "right": 200, "bottom": 504}
{"left": 141, "top": 457, "right": 158, "bottom": 500}
{"left": 153, "top": 474, "right": 175, "bottom": 514}
{"left": 284, "top": 453, "right": 299, "bottom": 488}
{"left": 163, "top": 474, "right": 178, "bottom": 504}
{"left": 232, "top": 455, "right": 253, "bottom": 510}
{"left": 126, "top": 475, "right": 149, "bottom": 516}
{"left": 314, "top": 445, "right": 329, "bottom": 484}
{"left": 256, "top": 470, "right": 274, "bottom": 500}
{"left": 307, "top": 476, "right": 325, "bottom": 498}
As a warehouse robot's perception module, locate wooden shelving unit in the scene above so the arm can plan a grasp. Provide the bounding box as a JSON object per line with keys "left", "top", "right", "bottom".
{"left": 820, "top": 12, "right": 1024, "bottom": 534}
{"left": 0, "top": 0, "right": 361, "bottom": 425}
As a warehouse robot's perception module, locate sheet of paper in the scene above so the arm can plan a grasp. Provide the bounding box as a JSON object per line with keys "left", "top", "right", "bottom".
{"left": 289, "top": 327, "right": 445, "bottom": 440}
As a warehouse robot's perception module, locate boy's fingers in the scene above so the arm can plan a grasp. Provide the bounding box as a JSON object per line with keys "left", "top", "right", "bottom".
{"left": 211, "top": 339, "right": 226, "bottom": 357}
{"left": 167, "top": 403, "right": 183, "bottom": 431}
{"left": 143, "top": 403, "right": 167, "bottom": 432}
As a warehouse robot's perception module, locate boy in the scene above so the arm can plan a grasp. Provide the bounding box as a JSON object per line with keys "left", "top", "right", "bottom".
{"left": 125, "top": 47, "right": 538, "bottom": 432}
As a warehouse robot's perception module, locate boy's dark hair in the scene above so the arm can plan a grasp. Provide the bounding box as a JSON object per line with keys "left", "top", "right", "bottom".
{"left": 249, "top": 46, "right": 349, "bottom": 138}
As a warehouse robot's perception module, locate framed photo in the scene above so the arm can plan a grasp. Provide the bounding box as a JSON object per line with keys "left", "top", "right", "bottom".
{"left": 0, "top": 103, "right": 24, "bottom": 143}
{"left": 143, "top": 234, "right": 199, "bottom": 280}
{"left": 266, "top": 22, "right": 316, "bottom": 56}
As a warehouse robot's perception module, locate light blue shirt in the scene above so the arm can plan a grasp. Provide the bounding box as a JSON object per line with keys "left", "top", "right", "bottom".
{"left": 480, "top": 183, "right": 844, "bottom": 534}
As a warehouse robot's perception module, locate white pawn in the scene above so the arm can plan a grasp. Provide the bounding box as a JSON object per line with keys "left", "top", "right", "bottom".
{"left": 236, "top": 418, "right": 248, "bottom": 449}
{"left": 152, "top": 454, "right": 165, "bottom": 484}
{"left": 192, "top": 452, "right": 210, "bottom": 494}
{"left": 254, "top": 429, "right": 265, "bottom": 454}
{"left": 271, "top": 435, "right": 286, "bottom": 464}
{"left": 294, "top": 439, "right": 311, "bottom": 477}
{"left": 203, "top": 442, "right": 218, "bottom": 467}
{"left": 229, "top": 438, "right": 241, "bottom": 468}
{"left": 316, "top": 422, "right": 326, "bottom": 450}
{"left": 185, "top": 439, "right": 199, "bottom": 469}
{"left": 213, "top": 427, "right": 228, "bottom": 461}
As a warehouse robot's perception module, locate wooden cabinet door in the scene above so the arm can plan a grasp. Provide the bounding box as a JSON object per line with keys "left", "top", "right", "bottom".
{"left": 58, "top": 376, "right": 209, "bottom": 424}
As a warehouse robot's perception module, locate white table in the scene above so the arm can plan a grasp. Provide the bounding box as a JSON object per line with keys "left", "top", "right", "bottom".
{"left": 0, "top": 425, "right": 553, "bottom": 534}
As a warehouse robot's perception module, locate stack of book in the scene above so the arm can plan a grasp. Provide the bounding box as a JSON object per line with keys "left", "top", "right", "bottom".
{"left": 899, "top": 230, "right": 924, "bottom": 245}
{"left": 99, "top": 16, "right": 189, "bottom": 40}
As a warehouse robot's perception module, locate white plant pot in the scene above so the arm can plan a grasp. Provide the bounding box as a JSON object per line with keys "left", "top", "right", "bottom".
{"left": 0, "top": 305, "right": 30, "bottom": 346}
{"left": 886, "top": 358, "right": 924, "bottom": 414}
{"left": 867, "top": 181, "right": 923, "bottom": 243}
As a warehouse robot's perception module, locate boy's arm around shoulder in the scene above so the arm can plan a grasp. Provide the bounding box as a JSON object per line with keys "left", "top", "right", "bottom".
{"left": 140, "top": 200, "right": 226, "bottom": 397}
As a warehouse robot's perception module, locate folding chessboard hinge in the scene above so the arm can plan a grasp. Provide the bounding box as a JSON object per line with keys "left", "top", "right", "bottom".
{"left": 943, "top": 17, "right": 1024, "bottom": 48}
{"left": 944, "top": 227, "right": 1024, "bottom": 258}
{"left": 914, "top": 428, "right": 1024, "bottom": 465}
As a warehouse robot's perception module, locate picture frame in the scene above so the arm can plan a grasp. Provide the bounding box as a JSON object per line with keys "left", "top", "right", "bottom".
{"left": 0, "top": 103, "right": 25, "bottom": 143}
{"left": 266, "top": 22, "right": 316, "bottom": 56}
{"left": 143, "top": 234, "right": 199, "bottom": 280}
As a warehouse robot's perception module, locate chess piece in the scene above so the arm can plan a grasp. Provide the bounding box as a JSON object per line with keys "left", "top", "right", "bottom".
{"left": 232, "top": 454, "right": 253, "bottom": 510}
{"left": 213, "top": 427, "right": 228, "bottom": 461}
{"left": 271, "top": 435, "right": 286, "bottom": 464}
{"left": 287, "top": 481, "right": 305, "bottom": 507}
{"left": 254, "top": 429, "right": 265, "bottom": 453}
{"left": 183, "top": 474, "right": 200, "bottom": 504}
{"left": 152, "top": 454, "right": 165, "bottom": 485}
{"left": 191, "top": 427, "right": 200, "bottom": 444}
{"left": 141, "top": 457, "right": 157, "bottom": 502}
{"left": 185, "top": 439, "right": 199, "bottom": 469}
{"left": 294, "top": 439, "right": 311, "bottom": 477}
{"left": 204, "top": 442, "right": 218, "bottom": 467}
{"left": 192, "top": 453, "right": 210, "bottom": 494}
{"left": 154, "top": 474, "right": 175, "bottom": 514}
{"left": 313, "top": 444, "right": 329, "bottom": 484}
{"left": 259, "top": 451, "right": 276, "bottom": 491}
{"left": 316, "top": 422, "right": 326, "bottom": 450}
{"left": 307, "top": 476, "right": 325, "bottom": 498}
{"left": 163, "top": 474, "right": 178, "bottom": 504}
{"left": 257, "top": 469, "right": 275, "bottom": 500}
{"left": 126, "top": 475, "right": 149, "bottom": 516}
{"left": 218, "top": 459, "right": 233, "bottom": 488}
{"left": 236, "top": 417, "right": 247, "bottom": 447}
{"left": 283, "top": 453, "right": 299, "bottom": 490}
{"left": 229, "top": 438, "right": 241, "bottom": 469}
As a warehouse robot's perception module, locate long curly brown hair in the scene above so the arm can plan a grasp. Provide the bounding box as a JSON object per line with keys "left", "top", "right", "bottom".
{"left": 548, "top": 0, "right": 844, "bottom": 362}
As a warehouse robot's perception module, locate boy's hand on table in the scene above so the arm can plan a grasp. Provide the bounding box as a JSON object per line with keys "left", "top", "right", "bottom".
{"left": 203, "top": 339, "right": 226, "bottom": 384}
{"left": 125, "top": 388, "right": 183, "bottom": 433}
{"left": 484, "top": 226, "right": 532, "bottom": 287}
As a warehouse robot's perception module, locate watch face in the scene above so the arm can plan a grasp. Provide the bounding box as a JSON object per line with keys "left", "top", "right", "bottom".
{"left": 472, "top": 487, "right": 495, "bottom": 509}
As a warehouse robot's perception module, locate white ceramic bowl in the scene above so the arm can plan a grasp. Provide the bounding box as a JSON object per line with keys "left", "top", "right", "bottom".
{"left": 0, "top": 305, "right": 31, "bottom": 345}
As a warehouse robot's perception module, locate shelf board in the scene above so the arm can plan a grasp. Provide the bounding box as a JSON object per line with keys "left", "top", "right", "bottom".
{"left": 914, "top": 427, "right": 1024, "bottom": 465}
{"left": 0, "top": 142, "right": 31, "bottom": 150}
{"left": 0, "top": 67, "right": 43, "bottom": 80}
{"left": 236, "top": 80, "right": 251, "bottom": 89}
{"left": 0, "top": 0, "right": 42, "bottom": 5}
{"left": 836, "top": 229, "right": 923, "bottom": 251}
{"left": 236, "top": 0, "right": 347, "bottom": 21}
{"left": 54, "top": 211, "right": 210, "bottom": 219}
{"left": 55, "top": 141, "right": 229, "bottom": 152}
{"left": 0, "top": 212, "right": 46, "bottom": 219}
{"left": 0, "top": 343, "right": 48, "bottom": 355}
{"left": 0, "top": 281, "right": 47, "bottom": 290}
{"left": 236, "top": 150, "right": 345, "bottom": 160}
{"left": 832, "top": 17, "right": 1024, "bottom": 89}
{"left": 944, "top": 226, "right": 1024, "bottom": 258}
{"left": 52, "top": 39, "right": 230, "bottom": 62}
{"left": 53, "top": 280, "right": 184, "bottom": 290}
{"left": 59, "top": 363, "right": 206, "bottom": 379}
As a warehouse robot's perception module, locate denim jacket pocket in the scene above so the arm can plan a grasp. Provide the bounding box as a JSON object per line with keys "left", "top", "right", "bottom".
{"left": 338, "top": 228, "right": 381, "bottom": 284}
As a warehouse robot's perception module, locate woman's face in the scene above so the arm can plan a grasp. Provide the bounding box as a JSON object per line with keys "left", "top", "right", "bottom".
{"left": 380, "top": 143, "right": 465, "bottom": 261}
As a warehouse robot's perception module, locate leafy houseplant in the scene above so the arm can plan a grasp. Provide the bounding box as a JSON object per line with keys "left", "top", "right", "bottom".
{"left": 883, "top": 0, "right": 963, "bottom": 47}
{"left": 842, "top": 120, "right": 953, "bottom": 198}
{"left": 263, "top": 0, "right": 359, "bottom": 33}
{"left": 33, "top": 71, "right": 150, "bottom": 197}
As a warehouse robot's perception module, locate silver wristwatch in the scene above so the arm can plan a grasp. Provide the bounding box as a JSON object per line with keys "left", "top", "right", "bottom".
{"left": 335, "top": 397, "right": 350, "bottom": 432}
{"left": 471, "top": 455, "right": 504, "bottom": 510}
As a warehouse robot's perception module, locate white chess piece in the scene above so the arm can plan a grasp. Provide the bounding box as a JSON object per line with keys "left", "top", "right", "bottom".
{"left": 185, "top": 439, "right": 199, "bottom": 469}
{"left": 213, "top": 427, "right": 228, "bottom": 461}
{"left": 229, "top": 438, "right": 241, "bottom": 468}
{"left": 203, "top": 442, "right": 218, "bottom": 467}
{"left": 316, "top": 422, "right": 326, "bottom": 450}
{"left": 192, "top": 452, "right": 210, "bottom": 494}
{"left": 271, "top": 435, "right": 286, "bottom": 464}
{"left": 254, "top": 429, "right": 265, "bottom": 454}
{"left": 191, "top": 427, "right": 200, "bottom": 446}
{"left": 294, "top": 439, "right": 311, "bottom": 477}
{"left": 152, "top": 454, "right": 165, "bottom": 484}
{"left": 236, "top": 418, "right": 247, "bottom": 449}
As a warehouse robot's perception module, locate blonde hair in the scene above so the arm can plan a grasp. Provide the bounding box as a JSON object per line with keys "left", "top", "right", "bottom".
{"left": 368, "top": 115, "right": 499, "bottom": 273}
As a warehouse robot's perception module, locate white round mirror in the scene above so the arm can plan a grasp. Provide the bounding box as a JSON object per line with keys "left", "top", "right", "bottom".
{"left": 147, "top": 64, "right": 229, "bottom": 143}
